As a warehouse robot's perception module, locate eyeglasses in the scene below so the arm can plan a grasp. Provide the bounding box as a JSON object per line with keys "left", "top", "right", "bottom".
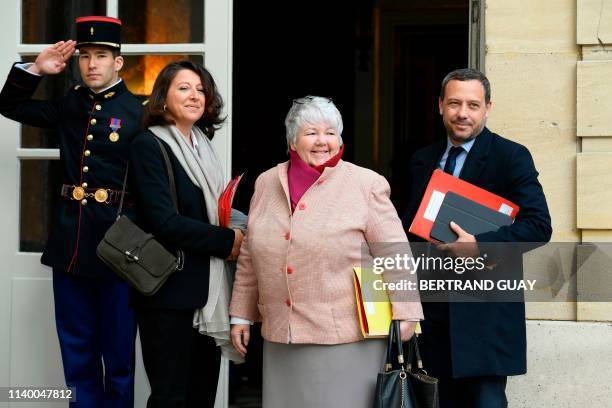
{"left": 292, "top": 95, "right": 333, "bottom": 105}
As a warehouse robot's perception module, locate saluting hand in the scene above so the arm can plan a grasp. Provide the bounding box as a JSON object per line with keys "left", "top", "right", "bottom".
{"left": 30, "top": 40, "right": 76, "bottom": 75}
{"left": 436, "top": 221, "right": 480, "bottom": 258}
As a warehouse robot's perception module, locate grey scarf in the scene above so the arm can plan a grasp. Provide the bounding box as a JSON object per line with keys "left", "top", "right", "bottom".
{"left": 149, "top": 124, "right": 243, "bottom": 363}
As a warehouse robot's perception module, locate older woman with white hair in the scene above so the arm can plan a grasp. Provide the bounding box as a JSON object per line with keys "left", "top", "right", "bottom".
{"left": 229, "top": 96, "right": 423, "bottom": 408}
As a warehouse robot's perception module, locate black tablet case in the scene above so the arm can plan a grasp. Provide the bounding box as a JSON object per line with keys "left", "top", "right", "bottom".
{"left": 430, "top": 191, "right": 513, "bottom": 243}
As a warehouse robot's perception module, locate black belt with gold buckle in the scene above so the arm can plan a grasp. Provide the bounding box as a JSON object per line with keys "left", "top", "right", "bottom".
{"left": 60, "top": 184, "right": 132, "bottom": 206}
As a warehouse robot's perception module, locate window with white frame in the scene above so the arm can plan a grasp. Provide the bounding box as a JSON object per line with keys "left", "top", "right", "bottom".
{"left": 18, "top": 0, "right": 207, "bottom": 251}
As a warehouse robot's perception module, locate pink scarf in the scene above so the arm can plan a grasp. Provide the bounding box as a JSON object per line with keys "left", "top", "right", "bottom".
{"left": 287, "top": 145, "right": 344, "bottom": 212}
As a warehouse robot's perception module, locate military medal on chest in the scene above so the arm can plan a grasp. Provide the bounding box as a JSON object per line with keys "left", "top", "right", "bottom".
{"left": 109, "top": 117, "right": 121, "bottom": 142}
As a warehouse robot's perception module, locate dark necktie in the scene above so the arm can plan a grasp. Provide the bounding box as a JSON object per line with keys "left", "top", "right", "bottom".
{"left": 443, "top": 146, "right": 464, "bottom": 175}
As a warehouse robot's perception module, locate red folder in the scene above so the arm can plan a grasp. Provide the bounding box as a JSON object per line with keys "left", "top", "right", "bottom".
{"left": 409, "top": 169, "right": 520, "bottom": 242}
{"left": 218, "top": 173, "right": 244, "bottom": 228}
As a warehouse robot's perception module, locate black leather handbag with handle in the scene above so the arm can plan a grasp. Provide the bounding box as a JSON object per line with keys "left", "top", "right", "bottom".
{"left": 96, "top": 138, "right": 184, "bottom": 296}
{"left": 374, "top": 320, "right": 439, "bottom": 408}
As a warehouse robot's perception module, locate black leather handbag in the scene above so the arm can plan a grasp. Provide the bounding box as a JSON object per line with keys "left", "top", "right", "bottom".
{"left": 374, "top": 321, "right": 439, "bottom": 408}
{"left": 96, "top": 138, "right": 183, "bottom": 296}
{"left": 407, "top": 331, "right": 439, "bottom": 408}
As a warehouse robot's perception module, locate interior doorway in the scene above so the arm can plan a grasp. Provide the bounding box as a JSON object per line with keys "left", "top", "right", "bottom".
{"left": 374, "top": 2, "right": 469, "bottom": 211}
{"left": 232, "top": 0, "right": 469, "bottom": 211}
{"left": 230, "top": 1, "right": 470, "bottom": 406}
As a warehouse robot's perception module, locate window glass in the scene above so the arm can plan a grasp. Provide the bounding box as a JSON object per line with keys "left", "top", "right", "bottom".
{"left": 120, "top": 0, "right": 204, "bottom": 43}
{"left": 22, "top": 0, "right": 106, "bottom": 43}
{"left": 122, "top": 54, "right": 204, "bottom": 96}
{"left": 20, "top": 159, "right": 62, "bottom": 252}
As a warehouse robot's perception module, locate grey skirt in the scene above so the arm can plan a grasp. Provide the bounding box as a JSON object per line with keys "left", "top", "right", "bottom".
{"left": 262, "top": 339, "right": 386, "bottom": 408}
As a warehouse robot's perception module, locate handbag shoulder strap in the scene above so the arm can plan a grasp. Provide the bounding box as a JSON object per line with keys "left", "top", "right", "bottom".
{"left": 115, "top": 165, "right": 129, "bottom": 219}
{"left": 154, "top": 137, "right": 179, "bottom": 213}
{"left": 153, "top": 137, "right": 185, "bottom": 270}
{"left": 114, "top": 138, "right": 179, "bottom": 219}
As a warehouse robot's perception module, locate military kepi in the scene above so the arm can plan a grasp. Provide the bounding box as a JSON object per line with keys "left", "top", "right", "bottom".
{"left": 75, "top": 16, "right": 122, "bottom": 49}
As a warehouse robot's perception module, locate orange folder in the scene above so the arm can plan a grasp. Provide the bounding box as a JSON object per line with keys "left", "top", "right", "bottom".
{"left": 409, "top": 169, "right": 520, "bottom": 242}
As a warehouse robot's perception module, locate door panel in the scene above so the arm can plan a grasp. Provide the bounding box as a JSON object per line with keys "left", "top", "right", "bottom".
{"left": 0, "top": 1, "right": 232, "bottom": 407}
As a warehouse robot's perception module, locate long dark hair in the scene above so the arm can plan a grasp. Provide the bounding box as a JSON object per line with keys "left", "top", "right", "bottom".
{"left": 143, "top": 60, "right": 225, "bottom": 138}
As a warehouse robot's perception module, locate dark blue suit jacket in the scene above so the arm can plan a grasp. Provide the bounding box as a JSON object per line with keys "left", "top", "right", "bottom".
{"left": 402, "top": 127, "right": 552, "bottom": 378}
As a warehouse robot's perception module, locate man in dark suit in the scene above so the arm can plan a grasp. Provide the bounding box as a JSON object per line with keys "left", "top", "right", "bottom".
{"left": 0, "top": 17, "right": 143, "bottom": 407}
{"left": 402, "top": 68, "right": 552, "bottom": 408}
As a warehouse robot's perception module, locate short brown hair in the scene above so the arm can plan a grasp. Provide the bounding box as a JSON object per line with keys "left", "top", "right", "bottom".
{"left": 440, "top": 68, "right": 491, "bottom": 104}
{"left": 143, "top": 60, "right": 225, "bottom": 138}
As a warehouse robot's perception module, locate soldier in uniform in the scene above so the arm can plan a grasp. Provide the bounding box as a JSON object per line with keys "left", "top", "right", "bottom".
{"left": 0, "top": 16, "right": 143, "bottom": 407}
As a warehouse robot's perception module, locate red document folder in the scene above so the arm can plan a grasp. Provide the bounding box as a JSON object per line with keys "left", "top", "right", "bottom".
{"left": 409, "top": 169, "right": 520, "bottom": 242}
{"left": 218, "top": 173, "right": 244, "bottom": 228}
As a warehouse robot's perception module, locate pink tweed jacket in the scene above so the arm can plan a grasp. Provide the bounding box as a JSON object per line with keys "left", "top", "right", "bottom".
{"left": 229, "top": 160, "right": 423, "bottom": 344}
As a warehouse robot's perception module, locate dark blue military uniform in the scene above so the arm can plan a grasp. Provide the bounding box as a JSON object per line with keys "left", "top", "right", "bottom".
{"left": 0, "top": 61, "right": 143, "bottom": 407}
{"left": 0, "top": 64, "right": 143, "bottom": 276}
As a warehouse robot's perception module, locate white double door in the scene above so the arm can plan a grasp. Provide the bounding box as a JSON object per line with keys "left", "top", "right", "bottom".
{"left": 0, "top": 1, "right": 233, "bottom": 407}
